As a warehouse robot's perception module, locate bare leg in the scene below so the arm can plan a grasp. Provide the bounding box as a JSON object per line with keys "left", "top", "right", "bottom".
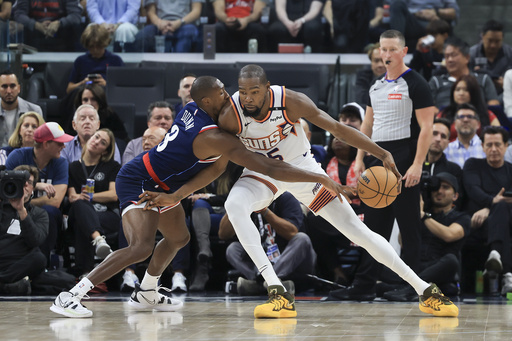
{"left": 87, "top": 209, "right": 160, "bottom": 286}
{"left": 147, "top": 205, "right": 190, "bottom": 276}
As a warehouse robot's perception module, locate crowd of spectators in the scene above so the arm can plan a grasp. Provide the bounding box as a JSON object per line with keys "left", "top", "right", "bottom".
{"left": 3, "top": 1, "right": 512, "bottom": 300}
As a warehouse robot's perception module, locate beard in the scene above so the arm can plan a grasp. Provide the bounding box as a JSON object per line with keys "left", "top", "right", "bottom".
{"left": 2, "top": 96, "right": 17, "bottom": 105}
{"left": 242, "top": 103, "right": 264, "bottom": 118}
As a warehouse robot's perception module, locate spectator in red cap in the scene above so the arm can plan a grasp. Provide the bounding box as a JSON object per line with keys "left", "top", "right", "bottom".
{"left": 5, "top": 122, "right": 73, "bottom": 267}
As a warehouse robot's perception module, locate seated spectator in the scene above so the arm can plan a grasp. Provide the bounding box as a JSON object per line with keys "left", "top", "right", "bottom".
{"left": 0, "top": 165, "right": 48, "bottom": 295}
{"left": 323, "top": 0, "right": 370, "bottom": 53}
{"left": 382, "top": 172, "right": 469, "bottom": 300}
{"left": 469, "top": 19, "right": 512, "bottom": 95}
{"left": 463, "top": 126, "right": 512, "bottom": 296}
{"left": 122, "top": 101, "right": 174, "bottom": 166}
{"left": 299, "top": 118, "right": 326, "bottom": 164}
{"left": 66, "top": 24, "right": 125, "bottom": 94}
{"left": 5, "top": 122, "right": 74, "bottom": 267}
{"left": 213, "top": 0, "right": 268, "bottom": 52}
{"left": 62, "top": 104, "right": 122, "bottom": 164}
{"left": 187, "top": 162, "right": 243, "bottom": 291}
{"left": 73, "top": 84, "right": 128, "bottom": 142}
{"left": 409, "top": 19, "right": 451, "bottom": 81}
{"left": 267, "top": 0, "right": 325, "bottom": 53}
{"left": 338, "top": 102, "right": 364, "bottom": 130}
{"left": 0, "top": 1, "right": 12, "bottom": 49}
{"left": 130, "top": 0, "right": 203, "bottom": 53}
{"left": 0, "top": 70, "right": 43, "bottom": 146}
{"left": 429, "top": 36, "right": 500, "bottom": 109}
{"left": 504, "top": 69, "right": 512, "bottom": 118}
{"left": 219, "top": 191, "right": 316, "bottom": 295}
{"left": 444, "top": 103, "right": 485, "bottom": 168}
{"left": 422, "top": 118, "right": 462, "bottom": 208}
{"left": 66, "top": 128, "right": 121, "bottom": 278}
{"left": 86, "top": 0, "right": 140, "bottom": 52}
{"left": 12, "top": 0, "right": 82, "bottom": 52}
{"left": 174, "top": 75, "right": 196, "bottom": 115}
{"left": 388, "top": 0, "right": 459, "bottom": 50}
{"left": 353, "top": 43, "right": 385, "bottom": 106}
{"left": 437, "top": 74, "right": 500, "bottom": 141}
{"left": 1, "top": 112, "right": 45, "bottom": 164}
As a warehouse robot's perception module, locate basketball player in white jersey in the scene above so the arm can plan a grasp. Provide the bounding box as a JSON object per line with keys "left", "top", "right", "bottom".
{"left": 141, "top": 67, "right": 458, "bottom": 318}
{"left": 214, "top": 64, "right": 458, "bottom": 318}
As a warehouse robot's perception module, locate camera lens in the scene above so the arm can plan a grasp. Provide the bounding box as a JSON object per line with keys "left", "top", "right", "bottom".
{"left": 3, "top": 181, "right": 17, "bottom": 198}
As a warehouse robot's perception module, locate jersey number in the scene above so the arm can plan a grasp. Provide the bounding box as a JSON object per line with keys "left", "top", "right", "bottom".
{"left": 156, "top": 125, "right": 179, "bottom": 152}
{"left": 267, "top": 148, "right": 283, "bottom": 160}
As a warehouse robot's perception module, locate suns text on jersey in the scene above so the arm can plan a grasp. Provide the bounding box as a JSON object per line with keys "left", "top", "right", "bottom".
{"left": 239, "top": 122, "right": 296, "bottom": 150}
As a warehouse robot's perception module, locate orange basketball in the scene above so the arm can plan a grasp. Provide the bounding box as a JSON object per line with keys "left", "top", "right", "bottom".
{"left": 357, "top": 166, "right": 399, "bottom": 208}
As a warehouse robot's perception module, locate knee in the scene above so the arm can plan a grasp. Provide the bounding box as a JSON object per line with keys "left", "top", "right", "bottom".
{"left": 175, "top": 231, "right": 191, "bottom": 249}
{"left": 126, "top": 241, "right": 155, "bottom": 262}
{"left": 291, "top": 232, "right": 312, "bottom": 247}
{"left": 34, "top": 251, "right": 48, "bottom": 271}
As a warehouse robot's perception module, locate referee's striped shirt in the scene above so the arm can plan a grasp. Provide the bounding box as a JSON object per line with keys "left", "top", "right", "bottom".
{"left": 368, "top": 69, "right": 434, "bottom": 142}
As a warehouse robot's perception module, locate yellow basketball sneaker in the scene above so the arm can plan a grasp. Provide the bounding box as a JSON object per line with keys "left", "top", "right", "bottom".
{"left": 254, "top": 285, "right": 297, "bottom": 318}
{"left": 419, "top": 283, "right": 459, "bottom": 317}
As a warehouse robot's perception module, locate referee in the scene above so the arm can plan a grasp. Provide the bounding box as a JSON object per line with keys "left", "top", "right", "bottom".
{"left": 332, "top": 29, "right": 436, "bottom": 300}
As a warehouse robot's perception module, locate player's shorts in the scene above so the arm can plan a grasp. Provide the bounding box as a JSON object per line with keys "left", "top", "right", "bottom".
{"left": 234, "top": 153, "right": 337, "bottom": 214}
{"left": 116, "top": 172, "right": 179, "bottom": 216}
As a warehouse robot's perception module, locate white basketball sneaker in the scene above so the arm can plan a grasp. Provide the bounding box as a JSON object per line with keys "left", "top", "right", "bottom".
{"left": 128, "top": 284, "right": 184, "bottom": 312}
{"left": 50, "top": 292, "right": 93, "bottom": 318}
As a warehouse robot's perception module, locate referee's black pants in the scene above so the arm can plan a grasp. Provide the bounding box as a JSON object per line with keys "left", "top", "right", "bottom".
{"left": 354, "top": 138, "right": 422, "bottom": 290}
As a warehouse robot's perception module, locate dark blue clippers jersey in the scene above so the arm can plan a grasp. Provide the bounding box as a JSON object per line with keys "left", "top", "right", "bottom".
{"left": 117, "top": 102, "right": 220, "bottom": 192}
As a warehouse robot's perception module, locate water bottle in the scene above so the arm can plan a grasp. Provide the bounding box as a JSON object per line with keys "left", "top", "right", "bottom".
{"left": 248, "top": 39, "right": 258, "bottom": 53}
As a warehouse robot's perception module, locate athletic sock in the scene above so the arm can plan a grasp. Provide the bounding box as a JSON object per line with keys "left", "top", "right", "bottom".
{"left": 140, "top": 271, "right": 160, "bottom": 290}
{"left": 70, "top": 277, "right": 94, "bottom": 298}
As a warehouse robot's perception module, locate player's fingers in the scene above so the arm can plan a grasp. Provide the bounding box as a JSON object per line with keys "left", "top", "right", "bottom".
{"left": 340, "top": 190, "right": 352, "bottom": 204}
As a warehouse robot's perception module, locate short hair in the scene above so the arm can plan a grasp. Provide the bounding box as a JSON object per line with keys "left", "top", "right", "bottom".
{"left": 426, "top": 19, "right": 451, "bottom": 36}
{"left": 481, "top": 19, "right": 504, "bottom": 35}
{"left": 179, "top": 73, "right": 197, "bottom": 86}
{"left": 81, "top": 128, "right": 116, "bottom": 162}
{"left": 380, "top": 30, "right": 406, "bottom": 47}
{"left": 190, "top": 76, "right": 219, "bottom": 103}
{"left": 0, "top": 69, "right": 16, "bottom": 78}
{"left": 147, "top": 101, "right": 174, "bottom": 121}
{"left": 14, "top": 165, "right": 39, "bottom": 184}
{"left": 433, "top": 117, "right": 452, "bottom": 134}
{"left": 365, "top": 43, "right": 380, "bottom": 60}
{"left": 444, "top": 36, "right": 470, "bottom": 56}
{"left": 8, "top": 111, "right": 45, "bottom": 148}
{"left": 455, "top": 103, "right": 479, "bottom": 120}
{"left": 238, "top": 64, "right": 268, "bottom": 84}
{"left": 73, "top": 83, "right": 113, "bottom": 120}
{"left": 73, "top": 104, "right": 100, "bottom": 123}
{"left": 80, "top": 24, "right": 111, "bottom": 49}
{"left": 481, "top": 125, "right": 509, "bottom": 144}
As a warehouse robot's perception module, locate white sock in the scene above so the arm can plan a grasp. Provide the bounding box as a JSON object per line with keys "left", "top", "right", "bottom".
{"left": 140, "top": 271, "right": 160, "bottom": 290}
{"left": 70, "top": 277, "right": 94, "bottom": 297}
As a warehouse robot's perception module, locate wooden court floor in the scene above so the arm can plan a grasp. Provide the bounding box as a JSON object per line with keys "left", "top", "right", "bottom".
{"left": 1, "top": 293, "right": 511, "bottom": 340}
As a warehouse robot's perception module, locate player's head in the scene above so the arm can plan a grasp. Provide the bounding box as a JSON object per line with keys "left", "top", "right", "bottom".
{"left": 238, "top": 64, "right": 270, "bottom": 118}
{"left": 191, "top": 76, "right": 229, "bottom": 115}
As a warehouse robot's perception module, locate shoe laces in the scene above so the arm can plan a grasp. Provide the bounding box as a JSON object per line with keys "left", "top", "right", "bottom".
{"left": 423, "top": 292, "right": 452, "bottom": 308}
{"left": 91, "top": 235, "right": 106, "bottom": 246}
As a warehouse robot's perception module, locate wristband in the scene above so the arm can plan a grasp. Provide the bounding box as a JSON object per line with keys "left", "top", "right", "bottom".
{"left": 421, "top": 212, "right": 432, "bottom": 222}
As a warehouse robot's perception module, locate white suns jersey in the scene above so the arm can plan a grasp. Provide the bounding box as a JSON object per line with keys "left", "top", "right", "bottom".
{"left": 230, "top": 85, "right": 311, "bottom": 164}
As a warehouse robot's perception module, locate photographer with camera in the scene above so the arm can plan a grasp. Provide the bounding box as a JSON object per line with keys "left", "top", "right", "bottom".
{"left": 5, "top": 122, "right": 73, "bottom": 267}
{"left": 383, "top": 172, "right": 469, "bottom": 301}
{"left": 0, "top": 165, "right": 49, "bottom": 295}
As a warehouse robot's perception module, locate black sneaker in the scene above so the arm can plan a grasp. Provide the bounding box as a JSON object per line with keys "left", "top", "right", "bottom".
{"left": 0, "top": 276, "right": 31, "bottom": 295}
{"left": 383, "top": 285, "right": 417, "bottom": 302}
{"left": 329, "top": 285, "right": 376, "bottom": 301}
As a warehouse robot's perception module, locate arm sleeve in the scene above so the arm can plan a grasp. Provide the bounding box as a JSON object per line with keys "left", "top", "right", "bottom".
{"left": 408, "top": 71, "right": 434, "bottom": 109}
{"left": 13, "top": 0, "right": 36, "bottom": 31}
{"left": 60, "top": 0, "right": 82, "bottom": 28}
{"left": 52, "top": 158, "right": 70, "bottom": 186}
{"left": 462, "top": 158, "right": 494, "bottom": 209}
{"left": 86, "top": 0, "right": 105, "bottom": 24}
{"left": 118, "top": 0, "right": 140, "bottom": 23}
{"left": 20, "top": 206, "right": 49, "bottom": 248}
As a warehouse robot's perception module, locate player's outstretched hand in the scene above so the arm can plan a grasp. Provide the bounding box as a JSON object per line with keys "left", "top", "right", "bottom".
{"left": 381, "top": 152, "right": 402, "bottom": 194}
{"left": 319, "top": 175, "right": 355, "bottom": 204}
{"left": 137, "top": 191, "right": 180, "bottom": 210}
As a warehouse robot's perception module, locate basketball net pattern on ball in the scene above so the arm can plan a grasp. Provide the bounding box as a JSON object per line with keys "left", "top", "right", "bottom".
{"left": 357, "top": 166, "right": 399, "bottom": 208}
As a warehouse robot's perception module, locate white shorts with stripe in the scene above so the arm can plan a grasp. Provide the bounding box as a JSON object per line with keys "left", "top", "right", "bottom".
{"left": 232, "top": 154, "right": 337, "bottom": 214}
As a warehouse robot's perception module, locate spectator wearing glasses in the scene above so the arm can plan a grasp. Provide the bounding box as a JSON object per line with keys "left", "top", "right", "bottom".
{"left": 444, "top": 103, "right": 485, "bottom": 168}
